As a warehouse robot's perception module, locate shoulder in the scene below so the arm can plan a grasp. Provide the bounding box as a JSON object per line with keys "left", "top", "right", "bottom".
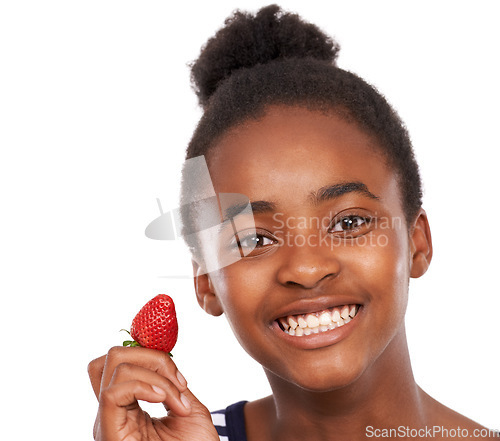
{"left": 211, "top": 401, "right": 248, "bottom": 441}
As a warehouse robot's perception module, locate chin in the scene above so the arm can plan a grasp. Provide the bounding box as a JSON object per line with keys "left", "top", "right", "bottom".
{"left": 270, "top": 354, "right": 367, "bottom": 393}
{"left": 298, "top": 366, "right": 363, "bottom": 393}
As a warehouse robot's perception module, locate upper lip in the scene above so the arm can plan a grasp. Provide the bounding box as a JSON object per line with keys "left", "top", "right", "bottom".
{"left": 271, "top": 295, "right": 364, "bottom": 322}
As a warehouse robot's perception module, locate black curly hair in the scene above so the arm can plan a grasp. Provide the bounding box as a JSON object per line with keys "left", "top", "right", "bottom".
{"left": 181, "top": 4, "right": 422, "bottom": 258}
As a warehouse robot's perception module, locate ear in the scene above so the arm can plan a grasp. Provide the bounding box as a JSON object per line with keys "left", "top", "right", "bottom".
{"left": 192, "top": 259, "right": 223, "bottom": 316}
{"left": 409, "top": 208, "right": 433, "bottom": 278}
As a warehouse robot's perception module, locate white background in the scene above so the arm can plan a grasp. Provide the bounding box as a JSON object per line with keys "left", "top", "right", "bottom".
{"left": 1, "top": 1, "right": 499, "bottom": 439}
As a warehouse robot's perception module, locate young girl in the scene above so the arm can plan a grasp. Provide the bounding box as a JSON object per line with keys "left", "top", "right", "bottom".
{"left": 88, "top": 5, "right": 497, "bottom": 440}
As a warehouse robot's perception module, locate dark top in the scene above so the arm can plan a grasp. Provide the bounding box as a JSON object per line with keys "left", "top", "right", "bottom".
{"left": 211, "top": 401, "right": 248, "bottom": 441}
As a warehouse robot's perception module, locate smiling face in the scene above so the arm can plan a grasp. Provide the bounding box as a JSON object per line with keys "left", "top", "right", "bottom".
{"left": 193, "top": 105, "right": 431, "bottom": 392}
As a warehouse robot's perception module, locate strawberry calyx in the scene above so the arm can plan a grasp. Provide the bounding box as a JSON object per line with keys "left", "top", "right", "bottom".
{"left": 121, "top": 329, "right": 142, "bottom": 348}
{"left": 120, "top": 328, "right": 173, "bottom": 356}
{"left": 123, "top": 340, "right": 141, "bottom": 347}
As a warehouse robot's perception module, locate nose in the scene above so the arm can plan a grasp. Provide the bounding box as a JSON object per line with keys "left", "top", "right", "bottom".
{"left": 276, "top": 233, "right": 341, "bottom": 289}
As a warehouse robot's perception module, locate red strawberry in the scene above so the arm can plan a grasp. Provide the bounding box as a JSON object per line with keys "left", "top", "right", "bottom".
{"left": 123, "top": 294, "right": 178, "bottom": 355}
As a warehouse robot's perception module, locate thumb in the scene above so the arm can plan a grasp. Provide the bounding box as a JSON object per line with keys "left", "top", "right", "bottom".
{"left": 161, "top": 386, "right": 221, "bottom": 441}
{"left": 166, "top": 386, "right": 212, "bottom": 419}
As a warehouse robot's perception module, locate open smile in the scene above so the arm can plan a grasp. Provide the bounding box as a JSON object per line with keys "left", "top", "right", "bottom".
{"left": 271, "top": 303, "right": 363, "bottom": 349}
{"left": 276, "top": 304, "right": 359, "bottom": 336}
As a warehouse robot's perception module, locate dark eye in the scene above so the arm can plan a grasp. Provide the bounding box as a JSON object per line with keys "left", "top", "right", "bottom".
{"left": 239, "top": 233, "right": 274, "bottom": 249}
{"left": 234, "top": 231, "right": 277, "bottom": 257}
{"left": 329, "top": 215, "right": 370, "bottom": 233}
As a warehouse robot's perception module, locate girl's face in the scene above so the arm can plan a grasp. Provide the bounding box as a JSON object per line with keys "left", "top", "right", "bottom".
{"left": 195, "top": 106, "right": 430, "bottom": 392}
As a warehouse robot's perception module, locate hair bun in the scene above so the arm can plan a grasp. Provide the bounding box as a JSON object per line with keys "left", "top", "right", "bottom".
{"left": 190, "top": 4, "right": 340, "bottom": 107}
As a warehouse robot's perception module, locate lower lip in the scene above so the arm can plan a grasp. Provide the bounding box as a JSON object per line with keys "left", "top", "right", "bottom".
{"left": 270, "top": 306, "right": 363, "bottom": 350}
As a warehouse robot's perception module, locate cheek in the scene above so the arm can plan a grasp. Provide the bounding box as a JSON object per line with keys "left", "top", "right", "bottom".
{"left": 210, "top": 269, "right": 268, "bottom": 337}
{"left": 356, "top": 228, "right": 411, "bottom": 320}
{"left": 213, "top": 256, "right": 278, "bottom": 304}
{"left": 210, "top": 263, "right": 292, "bottom": 367}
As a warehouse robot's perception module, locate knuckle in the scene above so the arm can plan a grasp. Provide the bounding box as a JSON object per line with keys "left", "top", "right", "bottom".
{"left": 87, "top": 360, "right": 96, "bottom": 377}
{"left": 99, "top": 386, "right": 114, "bottom": 405}
{"left": 107, "top": 345, "right": 125, "bottom": 360}
{"left": 114, "top": 362, "right": 133, "bottom": 376}
{"left": 153, "top": 350, "right": 176, "bottom": 371}
{"left": 87, "top": 355, "right": 104, "bottom": 376}
{"left": 198, "top": 401, "right": 211, "bottom": 416}
{"left": 161, "top": 355, "right": 177, "bottom": 373}
{"left": 192, "top": 402, "right": 211, "bottom": 419}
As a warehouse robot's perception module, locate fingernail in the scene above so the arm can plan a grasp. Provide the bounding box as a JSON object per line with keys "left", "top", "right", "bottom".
{"left": 180, "top": 393, "right": 191, "bottom": 410}
{"left": 176, "top": 370, "right": 187, "bottom": 387}
{"left": 152, "top": 385, "right": 166, "bottom": 396}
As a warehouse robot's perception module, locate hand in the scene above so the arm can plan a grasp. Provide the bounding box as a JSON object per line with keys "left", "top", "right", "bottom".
{"left": 88, "top": 346, "right": 220, "bottom": 441}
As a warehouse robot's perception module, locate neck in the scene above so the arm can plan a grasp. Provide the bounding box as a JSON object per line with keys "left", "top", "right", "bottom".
{"left": 263, "top": 327, "right": 426, "bottom": 441}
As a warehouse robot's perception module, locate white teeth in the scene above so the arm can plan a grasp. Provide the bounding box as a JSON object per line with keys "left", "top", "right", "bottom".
{"left": 306, "top": 314, "right": 320, "bottom": 328}
{"left": 298, "top": 317, "right": 308, "bottom": 328}
{"left": 340, "top": 305, "right": 350, "bottom": 320}
{"left": 281, "top": 304, "right": 360, "bottom": 337}
{"left": 279, "top": 318, "right": 290, "bottom": 331}
{"left": 288, "top": 315, "right": 298, "bottom": 329}
{"left": 331, "top": 309, "right": 341, "bottom": 322}
{"left": 349, "top": 304, "right": 357, "bottom": 318}
{"left": 319, "top": 311, "right": 332, "bottom": 326}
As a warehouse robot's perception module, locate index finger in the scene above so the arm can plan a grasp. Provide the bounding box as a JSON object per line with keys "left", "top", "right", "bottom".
{"left": 100, "top": 346, "right": 186, "bottom": 396}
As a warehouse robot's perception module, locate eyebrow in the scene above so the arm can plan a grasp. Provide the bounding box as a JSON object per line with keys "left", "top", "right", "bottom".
{"left": 221, "top": 181, "right": 379, "bottom": 220}
{"left": 222, "top": 200, "right": 277, "bottom": 220}
{"left": 310, "top": 181, "right": 380, "bottom": 205}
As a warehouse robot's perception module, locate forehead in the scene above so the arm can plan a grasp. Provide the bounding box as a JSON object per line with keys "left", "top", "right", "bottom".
{"left": 207, "top": 106, "right": 400, "bottom": 213}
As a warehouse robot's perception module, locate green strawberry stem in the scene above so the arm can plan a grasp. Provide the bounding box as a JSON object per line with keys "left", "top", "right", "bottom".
{"left": 123, "top": 340, "right": 142, "bottom": 347}
{"left": 119, "top": 328, "right": 173, "bottom": 356}
{"left": 120, "top": 329, "right": 142, "bottom": 348}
